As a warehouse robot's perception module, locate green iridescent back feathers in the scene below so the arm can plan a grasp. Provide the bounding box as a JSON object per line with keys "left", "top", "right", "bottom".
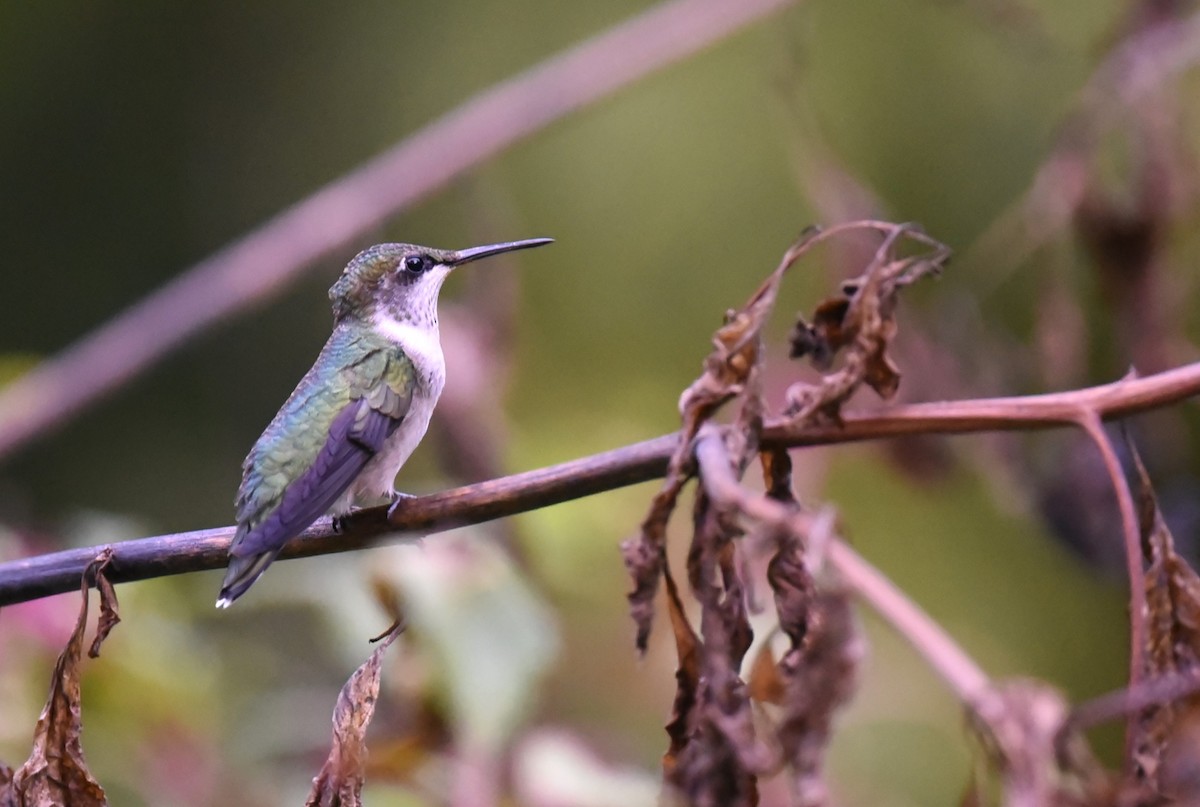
{"left": 235, "top": 326, "right": 415, "bottom": 529}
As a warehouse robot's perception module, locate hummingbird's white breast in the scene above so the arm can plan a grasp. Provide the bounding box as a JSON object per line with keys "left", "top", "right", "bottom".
{"left": 333, "top": 312, "right": 447, "bottom": 511}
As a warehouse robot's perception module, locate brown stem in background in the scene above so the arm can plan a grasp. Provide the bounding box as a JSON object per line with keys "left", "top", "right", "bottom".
{"left": 2, "top": 361, "right": 1198, "bottom": 607}
{"left": 0, "top": 0, "right": 799, "bottom": 463}
{"left": 826, "top": 540, "right": 994, "bottom": 706}
{"left": 1076, "top": 412, "right": 1148, "bottom": 756}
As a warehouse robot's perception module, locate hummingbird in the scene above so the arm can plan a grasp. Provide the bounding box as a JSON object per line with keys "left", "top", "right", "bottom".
{"left": 216, "top": 237, "right": 553, "bottom": 608}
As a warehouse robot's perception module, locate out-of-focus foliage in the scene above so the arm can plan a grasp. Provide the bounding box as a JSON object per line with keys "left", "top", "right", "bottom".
{"left": 4, "top": 0, "right": 1200, "bottom": 804}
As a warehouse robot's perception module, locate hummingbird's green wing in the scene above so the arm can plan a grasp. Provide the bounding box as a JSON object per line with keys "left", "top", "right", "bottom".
{"left": 218, "top": 333, "right": 414, "bottom": 606}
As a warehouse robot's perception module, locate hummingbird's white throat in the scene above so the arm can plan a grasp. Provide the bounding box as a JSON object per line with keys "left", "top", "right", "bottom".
{"left": 371, "top": 311, "right": 445, "bottom": 384}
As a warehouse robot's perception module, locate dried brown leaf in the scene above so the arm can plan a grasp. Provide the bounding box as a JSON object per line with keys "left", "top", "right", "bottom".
{"left": 678, "top": 309, "right": 761, "bottom": 420}
{"left": 1128, "top": 436, "right": 1200, "bottom": 789}
{"left": 7, "top": 549, "right": 115, "bottom": 806}
{"left": 623, "top": 418, "right": 701, "bottom": 655}
{"left": 774, "top": 589, "right": 861, "bottom": 807}
{"left": 621, "top": 528, "right": 667, "bottom": 655}
{"left": 767, "top": 532, "right": 813, "bottom": 658}
{"left": 662, "top": 558, "right": 702, "bottom": 780}
{"left": 666, "top": 451, "right": 769, "bottom": 806}
{"left": 306, "top": 622, "right": 405, "bottom": 807}
{"left": 861, "top": 330, "right": 902, "bottom": 400}
{"left": 785, "top": 229, "right": 947, "bottom": 423}
{"left": 87, "top": 559, "right": 119, "bottom": 659}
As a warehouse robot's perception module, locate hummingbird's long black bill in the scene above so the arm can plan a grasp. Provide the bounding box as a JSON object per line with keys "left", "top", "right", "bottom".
{"left": 450, "top": 237, "right": 554, "bottom": 266}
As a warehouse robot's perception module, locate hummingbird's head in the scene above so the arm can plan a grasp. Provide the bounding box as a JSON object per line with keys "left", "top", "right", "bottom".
{"left": 329, "top": 238, "right": 553, "bottom": 327}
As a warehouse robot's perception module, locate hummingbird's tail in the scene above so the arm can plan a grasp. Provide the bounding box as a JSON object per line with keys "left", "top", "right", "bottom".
{"left": 216, "top": 549, "right": 281, "bottom": 608}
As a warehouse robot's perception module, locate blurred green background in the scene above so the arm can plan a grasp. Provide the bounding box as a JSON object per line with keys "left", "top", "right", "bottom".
{"left": 3, "top": 0, "right": 1199, "bottom": 804}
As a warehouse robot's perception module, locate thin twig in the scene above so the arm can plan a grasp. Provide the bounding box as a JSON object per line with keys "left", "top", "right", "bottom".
{"left": 3, "top": 362, "right": 1199, "bottom": 607}
{"left": 1068, "top": 668, "right": 1200, "bottom": 735}
{"left": 1076, "top": 411, "right": 1148, "bottom": 760}
{"left": 0, "top": 0, "right": 798, "bottom": 463}
{"left": 825, "top": 540, "right": 992, "bottom": 706}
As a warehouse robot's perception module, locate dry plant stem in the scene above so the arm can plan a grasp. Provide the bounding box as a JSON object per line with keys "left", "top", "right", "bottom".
{"left": 694, "top": 430, "right": 991, "bottom": 706}
{"left": 0, "top": 0, "right": 798, "bottom": 463}
{"left": 2, "top": 362, "right": 1200, "bottom": 607}
{"left": 1076, "top": 412, "right": 1147, "bottom": 756}
{"left": 824, "top": 541, "right": 992, "bottom": 703}
{"left": 1069, "top": 668, "right": 1200, "bottom": 735}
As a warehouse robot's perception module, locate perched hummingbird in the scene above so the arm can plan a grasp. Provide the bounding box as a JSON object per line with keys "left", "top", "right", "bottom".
{"left": 216, "top": 237, "right": 553, "bottom": 607}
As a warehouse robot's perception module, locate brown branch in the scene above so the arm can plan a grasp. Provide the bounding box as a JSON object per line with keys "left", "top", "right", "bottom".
{"left": 0, "top": 0, "right": 798, "bottom": 463}
{"left": 824, "top": 540, "right": 993, "bottom": 706}
{"left": 3, "top": 362, "right": 1199, "bottom": 607}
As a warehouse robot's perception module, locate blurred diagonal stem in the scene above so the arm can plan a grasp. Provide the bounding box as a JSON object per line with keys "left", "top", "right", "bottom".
{"left": 0, "top": 0, "right": 799, "bottom": 462}
{"left": 2, "top": 361, "right": 1199, "bottom": 606}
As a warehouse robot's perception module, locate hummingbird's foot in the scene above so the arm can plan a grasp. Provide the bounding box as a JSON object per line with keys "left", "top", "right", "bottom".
{"left": 331, "top": 507, "right": 362, "bottom": 534}
{"left": 386, "top": 490, "right": 416, "bottom": 518}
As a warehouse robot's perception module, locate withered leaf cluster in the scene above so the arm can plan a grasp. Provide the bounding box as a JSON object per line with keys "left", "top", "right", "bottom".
{"left": 2, "top": 551, "right": 409, "bottom": 806}
{"left": 783, "top": 224, "right": 946, "bottom": 423}
{"left": 622, "top": 222, "right": 948, "bottom": 805}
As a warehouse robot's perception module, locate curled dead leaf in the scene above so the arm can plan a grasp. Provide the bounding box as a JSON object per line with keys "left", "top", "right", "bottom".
{"left": 1126, "top": 435, "right": 1200, "bottom": 791}
{"left": 88, "top": 558, "right": 120, "bottom": 660}
{"left": 621, "top": 530, "right": 666, "bottom": 656}
{"left": 5, "top": 549, "right": 116, "bottom": 806}
{"left": 774, "top": 589, "right": 862, "bottom": 805}
{"left": 306, "top": 621, "right": 406, "bottom": 807}
{"left": 785, "top": 227, "right": 947, "bottom": 422}
{"left": 662, "top": 558, "right": 702, "bottom": 781}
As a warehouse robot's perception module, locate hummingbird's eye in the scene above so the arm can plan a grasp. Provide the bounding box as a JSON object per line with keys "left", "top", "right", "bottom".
{"left": 403, "top": 255, "right": 429, "bottom": 275}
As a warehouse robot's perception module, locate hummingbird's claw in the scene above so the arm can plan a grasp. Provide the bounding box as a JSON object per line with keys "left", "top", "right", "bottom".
{"left": 386, "top": 490, "right": 416, "bottom": 518}
{"left": 331, "top": 507, "right": 362, "bottom": 534}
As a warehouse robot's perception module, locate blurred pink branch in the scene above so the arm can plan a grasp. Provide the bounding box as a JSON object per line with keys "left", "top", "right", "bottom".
{"left": 0, "top": 0, "right": 798, "bottom": 462}
{"left": 2, "top": 361, "right": 1198, "bottom": 607}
